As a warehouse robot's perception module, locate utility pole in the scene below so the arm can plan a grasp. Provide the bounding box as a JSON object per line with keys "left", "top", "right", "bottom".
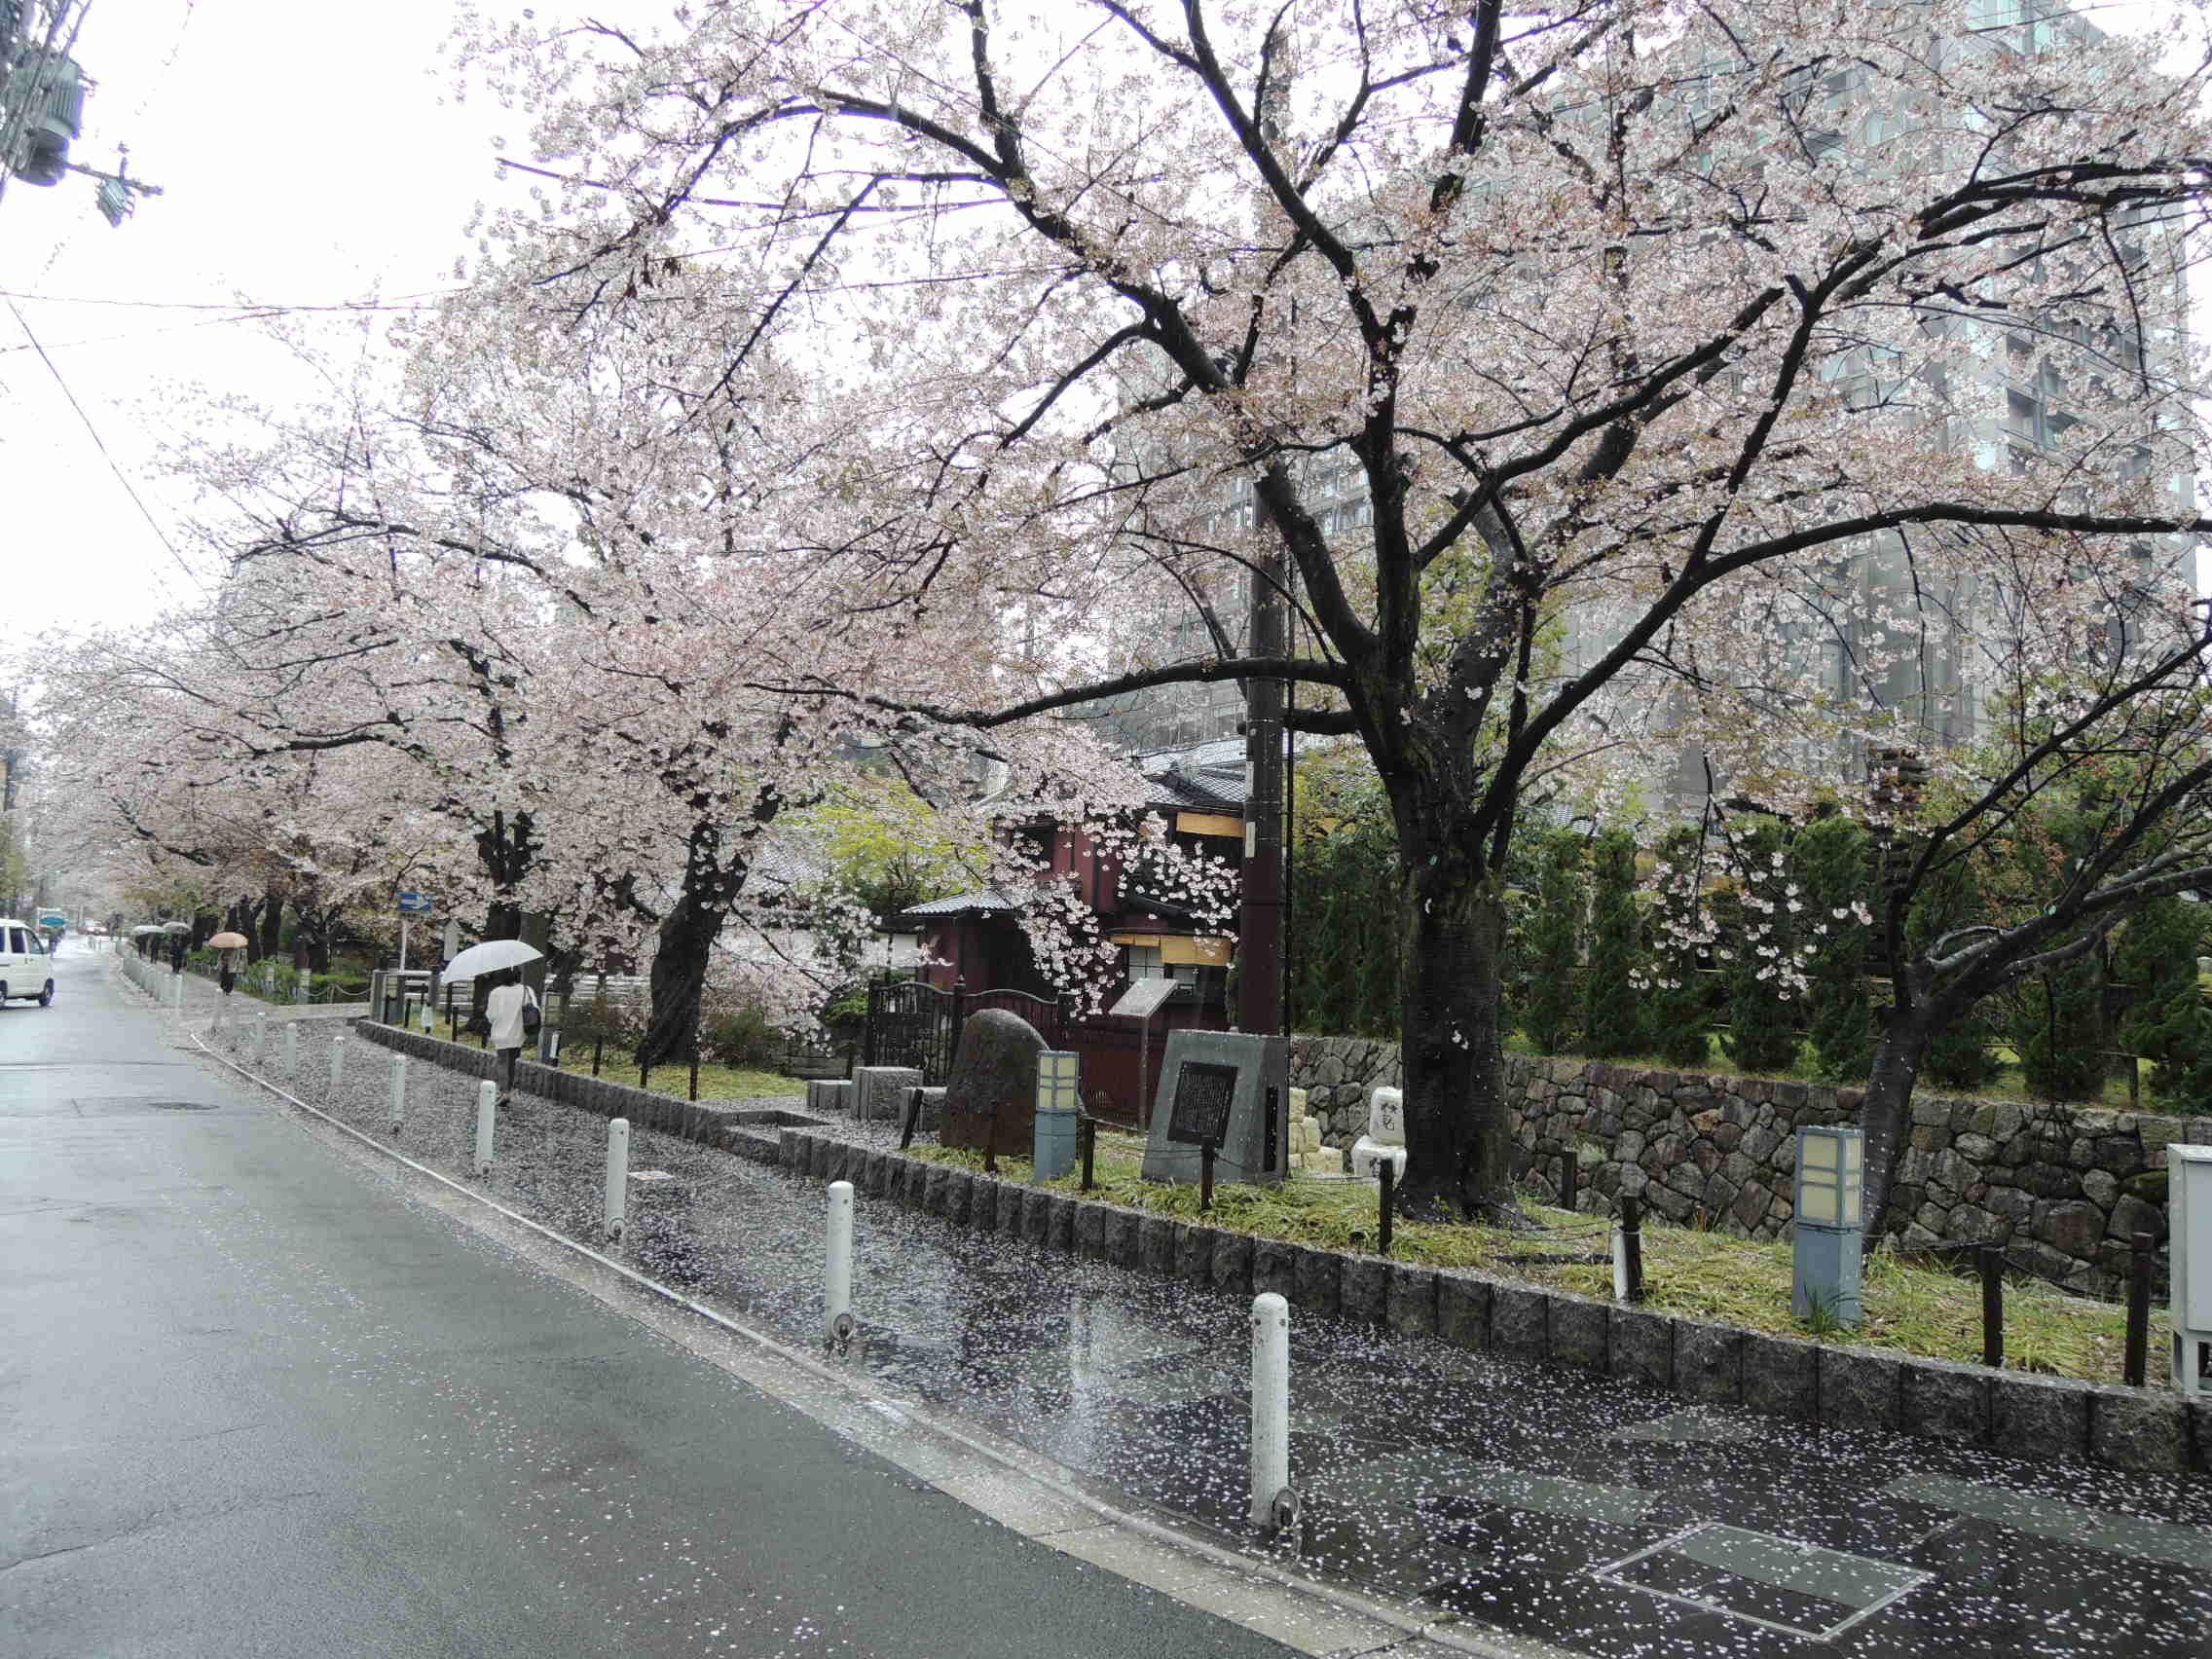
{"left": 0, "top": 2, "right": 162, "bottom": 222}
{"left": 1239, "top": 23, "right": 1294, "bottom": 1039}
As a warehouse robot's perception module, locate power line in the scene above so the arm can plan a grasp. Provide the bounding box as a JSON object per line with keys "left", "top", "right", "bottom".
{"left": 2, "top": 292, "right": 203, "bottom": 596}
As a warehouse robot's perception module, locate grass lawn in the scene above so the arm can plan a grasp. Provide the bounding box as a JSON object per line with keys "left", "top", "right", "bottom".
{"left": 909, "top": 1132, "right": 2128, "bottom": 1383}
{"left": 541, "top": 1043, "right": 804, "bottom": 1102}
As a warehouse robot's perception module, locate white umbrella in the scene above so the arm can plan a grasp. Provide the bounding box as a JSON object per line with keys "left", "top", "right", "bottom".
{"left": 442, "top": 939, "right": 543, "bottom": 980}
{"left": 163, "top": 921, "right": 192, "bottom": 935}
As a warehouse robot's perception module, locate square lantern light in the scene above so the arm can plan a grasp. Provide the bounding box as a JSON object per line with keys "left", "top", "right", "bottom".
{"left": 1796, "top": 1126, "right": 1864, "bottom": 1230}
{"left": 1038, "top": 1051, "right": 1081, "bottom": 1113}
{"left": 1792, "top": 1125, "right": 1865, "bottom": 1328}
{"left": 1034, "top": 1051, "right": 1083, "bottom": 1182}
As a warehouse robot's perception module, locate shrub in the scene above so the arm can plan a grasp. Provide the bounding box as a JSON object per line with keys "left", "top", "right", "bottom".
{"left": 1521, "top": 830, "right": 1585, "bottom": 1056}
{"left": 1795, "top": 815, "right": 1871, "bottom": 1082}
{"left": 1645, "top": 826, "right": 1715, "bottom": 1070}
{"left": 1907, "top": 858, "right": 2001, "bottom": 1090}
{"left": 1718, "top": 816, "right": 1800, "bottom": 1076}
{"left": 559, "top": 994, "right": 645, "bottom": 1050}
{"left": 2115, "top": 897, "right": 2212, "bottom": 1104}
{"left": 701, "top": 1002, "right": 784, "bottom": 1067}
{"left": 2012, "top": 953, "right": 2106, "bottom": 1102}
{"left": 1583, "top": 830, "right": 1644, "bottom": 1057}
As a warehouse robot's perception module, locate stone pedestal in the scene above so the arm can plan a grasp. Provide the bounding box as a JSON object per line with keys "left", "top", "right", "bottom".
{"left": 853, "top": 1065, "right": 922, "bottom": 1123}
{"left": 1138, "top": 1030, "right": 1289, "bottom": 1187}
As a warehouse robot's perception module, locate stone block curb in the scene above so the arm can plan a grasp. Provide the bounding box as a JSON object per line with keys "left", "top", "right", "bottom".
{"left": 1989, "top": 1366, "right": 2089, "bottom": 1461}
{"left": 1901, "top": 1356, "right": 1989, "bottom": 1446}
{"left": 1549, "top": 1294, "right": 1609, "bottom": 1376}
{"left": 1820, "top": 1346, "right": 1903, "bottom": 1434}
{"left": 1386, "top": 1265, "right": 1439, "bottom": 1340}
{"left": 1339, "top": 1257, "right": 1387, "bottom": 1325}
{"left": 1674, "top": 1320, "right": 1742, "bottom": 1406}
{"left": 1608, "top": 1306, "right": 1674, "bottom": 1391}
{"left": 357, "top": 1059, "right": 2204, "bottom": 1476}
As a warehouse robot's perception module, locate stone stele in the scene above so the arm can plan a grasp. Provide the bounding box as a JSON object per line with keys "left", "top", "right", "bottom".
{"left": 940, "top": 1009, "right": 1049, "bottom": 1157}
{"left": 1138, "top": 1029, "right": 1290, "bottom": 1187}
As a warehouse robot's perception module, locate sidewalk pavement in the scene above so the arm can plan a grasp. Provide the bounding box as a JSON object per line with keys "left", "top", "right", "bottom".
{"left": 184, "top": 1001, "right": 2212, "bottom": 1659}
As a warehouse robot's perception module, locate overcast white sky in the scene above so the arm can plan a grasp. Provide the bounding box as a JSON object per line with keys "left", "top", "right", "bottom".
{"left": 0, "top": 0, "right": 527, "bottom": 650}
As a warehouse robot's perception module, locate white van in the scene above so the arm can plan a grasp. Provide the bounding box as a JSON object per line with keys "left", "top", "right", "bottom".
{"left": 0, "top": 919, "right": 55, "bottom": 1007}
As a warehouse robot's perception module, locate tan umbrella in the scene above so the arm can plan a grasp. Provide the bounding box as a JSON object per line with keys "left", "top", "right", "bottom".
{"left": 208, "top": 931, "right": 249, "bottom": 948}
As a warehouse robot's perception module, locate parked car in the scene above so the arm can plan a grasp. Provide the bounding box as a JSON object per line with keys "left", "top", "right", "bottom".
{"left": 0, "top": 918, "right": 55, "bottom": 1007}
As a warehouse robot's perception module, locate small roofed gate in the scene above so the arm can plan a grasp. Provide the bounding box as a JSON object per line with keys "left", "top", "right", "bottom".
{"left": 863, "top": 978, "right": 1065, "bottom": 1088}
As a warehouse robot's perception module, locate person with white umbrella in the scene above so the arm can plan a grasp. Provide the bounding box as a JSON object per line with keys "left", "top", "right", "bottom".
{"left": 449, "top": 940, "right": 544, "bottom": 1105}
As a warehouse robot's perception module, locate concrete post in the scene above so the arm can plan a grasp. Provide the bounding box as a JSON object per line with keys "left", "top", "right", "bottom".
{"left": 826, "top": 1180, "right": 855, "bottom": 1349}
{"left": 329, "top": 1037, "right": 346, "bottom": 1089}
{"left": 1250, "top": 1292, "right": 1291, "bottom": 1528}
{"left": 605, "top": 1118, "right": 630, "bottom": 1241}
{"left": 280, "top": 1023, "right": 298, "bottom": 1079}
{"left": 387, "top": 1053, "right": 408, "bottom": 1134}
{"left": 474, "top": 1081, "right": 497, "bottom": 1177}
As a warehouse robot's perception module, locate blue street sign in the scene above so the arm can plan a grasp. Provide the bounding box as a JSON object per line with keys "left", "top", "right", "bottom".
{"left": 396, "top": 892, "right": 434, "bottom": 915}
{"left": 36, "top": 911, "right": 65, "bottom": 930}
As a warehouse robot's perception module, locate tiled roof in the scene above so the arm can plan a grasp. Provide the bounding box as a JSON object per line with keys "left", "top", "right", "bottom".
{"left": 894, "top": 889, "right": 1016, "bottom": 922}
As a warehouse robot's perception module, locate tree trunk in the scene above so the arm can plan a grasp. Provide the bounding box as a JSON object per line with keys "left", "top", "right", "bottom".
{"left": 1395, "top": 824, "right": 1519, "bottom": 1221}
{"left": 259, "top": 889, "right": 283, "bottom": 962}
{"left": 1860, "top": 1001, "right": 1936, "bottom": 1248}
{"left": 636, "top": 894, "right": 719, "bottom": 1068}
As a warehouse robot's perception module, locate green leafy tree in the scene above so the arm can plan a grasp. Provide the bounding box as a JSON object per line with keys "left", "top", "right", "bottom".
{"left": 1719, "top": 816, "right": 1800, "bottom": 1076}
{"left": 1283, "top": 753, "right": 1403, "bottom": 1038}
{"left": 2115, "top": 898, "right": 2212, "bottom": 1104}
{"left": 1522, "top": 831, "right": 1585, "bottom": 1056}
{"left": 2013, "top": 953, "right": 2107, "bottom": 1102}
{"left": 1584, "top": 829, "right": 1644, "bottom": 1057}
{"left": 1645, "top": 826, "right": 1715, "bottom": 1070}
{"left": 1795, "top": 815, "right": 1871, "bottom": 1082}
{"left": 1905, "top": 858, "right": 2002, "bottom": 1091}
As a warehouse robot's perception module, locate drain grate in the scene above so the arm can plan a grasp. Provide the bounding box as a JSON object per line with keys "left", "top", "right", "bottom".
{"left": 1592, "top": 1522, "right": 1932, "bottom": 1641}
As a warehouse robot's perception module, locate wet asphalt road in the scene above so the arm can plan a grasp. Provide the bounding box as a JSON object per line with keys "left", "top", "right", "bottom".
{"left": 0, "top": 952, "right": 1301, "bottom": 1659}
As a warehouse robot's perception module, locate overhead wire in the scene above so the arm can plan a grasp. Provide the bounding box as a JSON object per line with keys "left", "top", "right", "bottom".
{"left": 2, "top": 291, "right": 203, "bottom": 597}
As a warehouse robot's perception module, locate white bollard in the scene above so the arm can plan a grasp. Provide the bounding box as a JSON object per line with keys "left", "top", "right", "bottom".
{"left": 252, "top": 1012, "right": 268, "bottom": 1065}
{"left": 280, "top": 1023, "right": 299, "bottom": 1079}
{"left": 474, "top": 1081, "right": 497, "bottom": 1176}
{"left": 387, "top": 1053, "right": 409, "bottom": 1133}
{"left": 420, "top": 998, "right": 433, "bottom": 1035}
{"left": 825, "top": 1180, "right": 855, "bottom": 1349}
{"left": 1611, "top": 1222, "right": 1632, "bottom": 1302}
{"left": 1250, "top": 1292, "right": 1292, "bottom": 1529}
{"left": 171, "top": 974, "right": 184, "bottom": 1012}
{"left": 605, "top": 1118, "right": 631, "bottom": 1241}
{"left": 330, "top": 1037, "right": 347, "bottom": 1088}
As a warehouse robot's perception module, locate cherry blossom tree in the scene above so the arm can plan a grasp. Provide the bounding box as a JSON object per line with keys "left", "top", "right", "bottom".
{"left": 446, "top": 0, "right": 2212, "bottom": 1219}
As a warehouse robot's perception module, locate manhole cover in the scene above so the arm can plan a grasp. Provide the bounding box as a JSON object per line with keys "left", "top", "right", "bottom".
{"left": 1592, "top": 1523, "right": 1931, "bottom": 1641}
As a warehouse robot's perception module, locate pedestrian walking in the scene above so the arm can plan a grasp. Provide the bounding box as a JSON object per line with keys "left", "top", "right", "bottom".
{"left": 168, "top": 933, "right": 187, "bottom": 974}
{"left": 485, "top": 969, "right": 539, "bottom": 1105}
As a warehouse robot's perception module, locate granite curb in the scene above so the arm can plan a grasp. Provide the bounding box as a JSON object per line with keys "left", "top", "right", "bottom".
{"left": 774, "top": 1123, "right": 2208, "bottom": 1477}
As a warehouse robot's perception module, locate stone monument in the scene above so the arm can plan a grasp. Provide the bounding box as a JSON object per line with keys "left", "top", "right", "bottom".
{"left": 1138, "top": 1029, "right": 1289, "bottom": 1186}
{"left": 1350, "top": 1086, "right": 1408, "bottom": 1181}
{"left": 940, "top": 1009, "right": 1049, "bottom": 1159}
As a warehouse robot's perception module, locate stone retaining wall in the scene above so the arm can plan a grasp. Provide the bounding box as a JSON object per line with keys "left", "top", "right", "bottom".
{"left": 1290, "top": 1037, "right": 2209, "bottom": 1299}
